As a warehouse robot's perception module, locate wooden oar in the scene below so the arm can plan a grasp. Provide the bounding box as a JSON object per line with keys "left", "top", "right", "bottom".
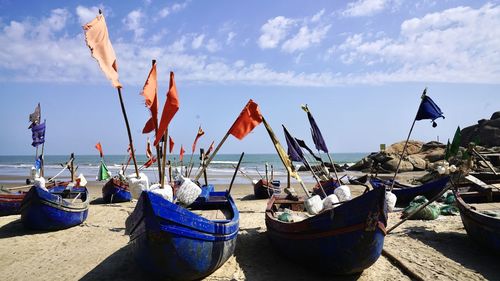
{"left": 227, "top": 152, "right": 245, "bottom": 195}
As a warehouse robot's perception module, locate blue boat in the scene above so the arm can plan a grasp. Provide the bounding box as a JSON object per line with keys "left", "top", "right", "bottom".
{"left": 20, "top": 184, "right": 89, "bottom": 230}
{"left": 125, "top": 184, "right": 239, "bottom": 280}
{"left": 265, "top": 186, "right": 387, "bottom": 274}
{"left": 0, "top": 192, "right": 26, "bottom": 216}
{"left": 370, "top": 176, "right": 450, "bottom": 206}
{"left": 102, "top": 177, "right": 132, "bottom": 203}
{"left": 455, "top": 186, "right": 500, "bottom": 253}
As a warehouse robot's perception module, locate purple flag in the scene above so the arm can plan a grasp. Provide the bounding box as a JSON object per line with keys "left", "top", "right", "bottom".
{"left": 282, "top": 125, "right": 303, "bottom": 162}
{"left": 295, "top": 138, "right": 322, "bottom": 162}
{"left": 31, "top": 122, "right": 46, "bottom": 147}
{"left": 307, "top": 111, "right": 329, "bottom": 153}
{"left": 415, "top": 92, "right": 444, "bottom": 127}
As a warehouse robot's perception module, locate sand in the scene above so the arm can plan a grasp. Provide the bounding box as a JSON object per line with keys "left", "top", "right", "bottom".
{"left": 0, "top": 174, "right": 499, "bottom": 281}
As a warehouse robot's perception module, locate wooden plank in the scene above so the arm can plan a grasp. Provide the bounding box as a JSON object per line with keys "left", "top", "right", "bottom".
{"left": 469, "top": 202, "right": 500, "bottom": 211}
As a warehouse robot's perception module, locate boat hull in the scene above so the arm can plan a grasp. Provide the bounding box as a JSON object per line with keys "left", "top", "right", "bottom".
{"left": 102, "top": 178, "right": 132, "bottom": 203}
{"left": 455, "top": 191, "right": 500, "bottom": 253}
{"left": 125, "top": 186, "right": 239, "bottom": 280}
{"left": 266, "top": 186, "right": 387, "bottom": 274}
{"left": 20, "top": 186, "right": 89, "bottom": 230}
{"left": 253, "top": 179, "right": 280, "bottom": 199}
{"left": 0, "top": 193, "right": 25, "bottom": 216}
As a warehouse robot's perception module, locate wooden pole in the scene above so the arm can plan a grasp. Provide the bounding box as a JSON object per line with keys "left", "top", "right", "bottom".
{"left": 389, "top": 119, "right": 416, "bottom": 191}
{"left": 161, "top": 129, "right": 168, "bottom": 188}
{"left": 116, "top": 87, "right": 140, "bottom": 178}
{"left": 194, "top": 133, "right": 229, "bottom": 181}
{"left": 151, "top": 60, "right": 163, "bottom": 182}
{"left": 40, "top": 142, "right": 45, "bottom": 177}
{"left": 228, "top": 152, "right": 245, "bottom": 195}
{"left": 472, "top": 148, "right": 498, "bottom": 175}
{"left": 69, "top": 153, "right": 75, "bottom": 182}
{"left": 326, "top": 153, "right": 340, "bottom": 183}
{"left": 200, "top": 148, "right": 208, "bottom": 186}
{"left": 302, "top": 153, "right": 327, "bottom": 197}
{"left": 265, "top": 162, "right": 271, "bottom": 197}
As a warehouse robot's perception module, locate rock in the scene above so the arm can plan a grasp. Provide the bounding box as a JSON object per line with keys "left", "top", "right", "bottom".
{"left": 347, "top": 157, "right": 373, "bottom": 171}
{"left": 461, "top": 111, "right": 500, "bottom": 148}
{"left": 385, "top": 140, "right": 424, "bottom": 156}
{"left": 382, "top": 157, "right": 414, "bottom": 172}
{"left": 421, "top": 141, "right": 446, "bottom": 151}
{"left": 408, "top": 155, "right": 427, "bottom": 171}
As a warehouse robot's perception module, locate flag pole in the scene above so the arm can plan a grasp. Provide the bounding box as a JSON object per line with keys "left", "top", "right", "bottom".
{"left": 389, "top": 88, "right": 427, "bottom": 191}
{"left": 194, "top": 133, "right": 229, "bottom": 182}
{"left": 116, "top": 87, "right": 140, "bottom": 178}
{"left": 40, "top": 119, "right": 46, "bottom": 177}
{"left": 151, "top": 60, "right": 163, "bottom": 182}
{"left": 161, "top": 129, "right": 168, "bottom": 188}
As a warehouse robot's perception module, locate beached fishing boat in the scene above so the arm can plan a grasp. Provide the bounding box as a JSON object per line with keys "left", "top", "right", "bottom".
{"left": 125, "top": 185, "right": 239, "bottom": 280}
{"left": 0, "top": 192, "right": 26, "bottom": 216}
{"left": 20, "top": 183, "right": 89, "bottom": 230}
{"left": 369, "top": 176, "right": 450, "bottom": 206}
{"left": 455, "top": 177, "right": 500, "bottom": 252}
{"left": 102, "top": 177, "right": 132, "bottom": 203}
{"left": 254, "top": 179, "right": 280, "bottom": 199}
{"left": 265, "top": 186, "right": 387, "bottom": 274}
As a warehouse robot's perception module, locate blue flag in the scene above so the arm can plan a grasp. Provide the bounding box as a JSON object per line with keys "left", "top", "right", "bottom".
{"left": 307, "top": 111, "right": 329, "bottom": 153}
{"left": 415, "top": 94, "right": 444, "bottom": 127}
{"left": 282, "top": 125, "right": 303, "bottom": 162}
{"left": 295, "top": 138, "right": 322, "bottom": 162}
{"left": 34, "top": 155, "right": 43, "bottom": 170}
{"left": 31, "top": 122, "right": 46, "bottom": 147}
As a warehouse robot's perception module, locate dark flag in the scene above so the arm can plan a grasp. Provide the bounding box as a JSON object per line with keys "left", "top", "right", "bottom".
{"left": 295, "top": 138, "right": 322, "bottom": 161}
{"left": 415, "top": 90, "right": 444, "bottom": 127}
{"left": 449, "top": 126, "right": 461, "bottom": 157}
{"left": 28, "top": 103, "right": 41, "bottom": 129}
{"left": 305, "top": 109, "right": 329, "bottom": 153}
{"left": 282, "top": 125, "right": 303, "bottom": 162}
{"left": 31, "top": 122, "right": 46, "bottom": 147}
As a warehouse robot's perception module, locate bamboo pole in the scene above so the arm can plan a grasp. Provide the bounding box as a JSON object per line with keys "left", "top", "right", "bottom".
{"left": 389, "top": 119, "right": 417, "bottom": 191}
{"left": 116, "top": 87, "right": 139, "bottom": 178}
{"left": 151, "top": 60, "right": 163, "bottom": 182}
{"left": 194, "top": 133, "right": 229, "bottom": 182}
{"left": 228, "top": 152, "right": 245, "bottom": 195}
{"left": 200, "top": 148, "right": 208, "bottom": 186}
{"left": 161, "top": 129, "right": 168, "bottom": 188}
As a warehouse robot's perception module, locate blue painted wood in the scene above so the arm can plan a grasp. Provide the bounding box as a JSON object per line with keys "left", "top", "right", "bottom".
{"left": 266, "top": 186, "right": 387, "bottom": 275}
{"left": 455, "top": 190, "right": 500, "bottom": 253}
{"left": 125, "top": 184, "right": 239, "bottom": 280}
{"left": 20, "top": 185, "right": 89, "bottom": 230}
{"left": 370, "top": 176, "right": 450, "bottom": 206}
{"left": 0, "top": 192, "right": 25, "bottom": 216}
{"left": 102, "top": 178, "right": 132, "bottom": 203}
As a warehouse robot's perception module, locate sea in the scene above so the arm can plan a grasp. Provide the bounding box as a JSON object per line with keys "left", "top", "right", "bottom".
{"left": 0, "top": 153, "right": 367, "bottom": 185}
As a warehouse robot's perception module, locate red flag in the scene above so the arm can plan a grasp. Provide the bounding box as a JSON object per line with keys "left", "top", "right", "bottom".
{"left": 169, "top": 136, "right": 175, "bottom": 154}
{"left": 143, "top": 156, "right": 157, "bottom": 168}
{"left": 141, "top": 63, "right": 158, "bottom": 134}
{"left": 95, "top": 142, "right": 104, "bottom": 158}
{"left": 146, "top": 138, "right": 152, "bottom": 159}
{"left": 228, "top": 99, "right": 263, "bottom": 140}
{"left": 179, "top": 145, "right": 185, "bottom": 161}
{"left": 191, "top": 126, "right": 205, "bottom": 153}
{"left": 154, "top": 72, "right": 179, "bottom": 146}
{"left": 83, "top": 13, "right": 121, "bottom": 88}
{"left": 205, "top": 140, "right": 215, "bottom": 157}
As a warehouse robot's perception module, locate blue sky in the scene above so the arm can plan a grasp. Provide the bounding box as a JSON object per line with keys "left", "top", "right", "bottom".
{"left": 0, "top": 0, "right": 499, "bottom": 155}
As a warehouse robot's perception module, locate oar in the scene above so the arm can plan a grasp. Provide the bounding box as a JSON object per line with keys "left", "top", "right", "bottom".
{"left": 227, "top": 152, "right": 245, "bottom": 195}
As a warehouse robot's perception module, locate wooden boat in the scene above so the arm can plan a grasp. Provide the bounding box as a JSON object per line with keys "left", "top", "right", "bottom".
{"left": 455, "top": 178, "right": 500, "bottom": 252}
{"left": 102, "top": 177, "right": 132, "bottom": 203}
{"left": 0, "top": 192, "right": 26, "bottom": 216}
{"left": 265, "top": 186, "right": 387, "bottom": 274}
{"left": 253, "top": 179, "right": 280, "bottom": 199}
{"left": 125, "top": 184, "right": 239, "bottom": 280}
{"left": 20, "top": 183, "right": 89, "bottom": 230}
{"left": 311, "top": 178, "right": 340, "bottom": 197}
{"left": 369, "top": 176, "right": 450, "bottom": 206}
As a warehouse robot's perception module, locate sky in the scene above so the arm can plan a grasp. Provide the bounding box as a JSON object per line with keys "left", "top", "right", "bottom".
{"left": 0, "top": 0, "right": 499, "bottom": 156}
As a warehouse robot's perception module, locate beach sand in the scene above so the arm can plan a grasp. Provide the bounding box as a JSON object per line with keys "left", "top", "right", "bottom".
{"left": 0, "top": 174, "right": 498, "bottom": 281}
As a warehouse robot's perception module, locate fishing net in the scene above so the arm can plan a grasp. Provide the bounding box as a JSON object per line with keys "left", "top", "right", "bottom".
{"left": 401, "top": 196, "right": 440, "bottom": 220}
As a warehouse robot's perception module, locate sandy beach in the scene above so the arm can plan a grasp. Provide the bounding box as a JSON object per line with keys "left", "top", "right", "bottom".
{"left": 0, "top": 174, "right": 498, "bottom": 281}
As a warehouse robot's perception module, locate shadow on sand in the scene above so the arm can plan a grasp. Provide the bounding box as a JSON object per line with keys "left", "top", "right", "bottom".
{"left": 239, "top": 194, "right": 257, "bottom": 201}
{"left": 79, "top": 244, "right": 145, "bottom": 281}
{"left": 0, "top": 218, "right": 51, "bottom": 239}
{"left": 407, "top": 226, "right": 500, "bottom": 279}
{"left": 234, "top": 227, "right": 362, "bottom": 281}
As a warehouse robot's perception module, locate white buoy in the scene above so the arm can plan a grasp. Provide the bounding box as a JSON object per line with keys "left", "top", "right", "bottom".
{"left": 385, "top": 191, "right": 397, "bottom": 213}
{"left": 127, "top": 173, "right": 149, "bottom": 199}
{"left": 304, "top": 195, "right": 323, "bottom": 215}
{"left": 176, "top": 177, "right": 202, "bottom": 206}
{"left": 31, "top": 166, "right": 39, "bottom": 179}
{"left": 449, "top": 165, "right": 457, "bottom": 173}
{"left": 437, "top": 165, "right": 446, "bottom": 175}
{"left": 322, "top": 194, "right": 339, "bottom": 210}
{"left": 34, "top": 177, "right": 47, "bottom": 191}
{"left": 149, "top": 183, "right": 174, "bottom": 202}
{"left": 334, "top": 185, "right": 352, "bottom": 202}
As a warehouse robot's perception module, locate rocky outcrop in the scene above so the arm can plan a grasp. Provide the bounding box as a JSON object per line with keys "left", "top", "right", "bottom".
{"left": 461, "top": 111, "right": 500, "bottom": 148}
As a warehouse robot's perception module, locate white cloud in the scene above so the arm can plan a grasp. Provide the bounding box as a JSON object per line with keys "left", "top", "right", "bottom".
{"left": 123, "top": 9, "right": 144, "bottom": 40}
{"left": 169, "top": 36, "right": 187, "bottom": 53}
{"left": 282, "top": 24, "right": 331, "bottom": 53}
{"left": 205, "top": 38, "right": 220, "bottom": 53}
{"left": 192, "top": 34, "right": 205, "bottom": 49}
{"left": 343, "top": 0, "right": 388, "bottom": 17}
{"left": 257, "top": 16, "right": 294, "bottom": 49}
{"left": 311, "top": 9, "right": 325, "bottom": 22}
{"left": 76, "top": 6, "right": 100, "bottom": 25}
{"left": 226, "top": 32, "right": 236, "bottom": 45}
{"left": 159, "top": 1, "right": 189, "bottom": 18}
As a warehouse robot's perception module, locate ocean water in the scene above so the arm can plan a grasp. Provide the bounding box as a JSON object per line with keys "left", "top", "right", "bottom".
{"left": 0, "top": 153, "right": 367, "bottom": 185}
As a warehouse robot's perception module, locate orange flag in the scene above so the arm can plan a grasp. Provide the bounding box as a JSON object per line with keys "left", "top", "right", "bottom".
{"left": 179, "top": 145, "right": 185, "bottom": 161}
{"left": 146, "top": 138, "right": 153, "bottom": 159}
{"left": 95, "top": 142, "right": 104, "bottom": 158}
{"left": 169, "top": 136, "right": 175, "bottom": 154}
{"left": 205, "top": 140, "right": 215, "bottom": 157}
{"left": 191, "top": 126, "right": 205, "bottom": 153}
{"left": 141, "top": 63, "right": 158, "bottom": 134}
{"left": 228, "top": 99, "right": 263, "bottom": 140}
{"left": 154, "top": 72, "right": 179, "bottom": 146}
{"left": 83, "top": 13, "right": 121, "bottom": 88}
